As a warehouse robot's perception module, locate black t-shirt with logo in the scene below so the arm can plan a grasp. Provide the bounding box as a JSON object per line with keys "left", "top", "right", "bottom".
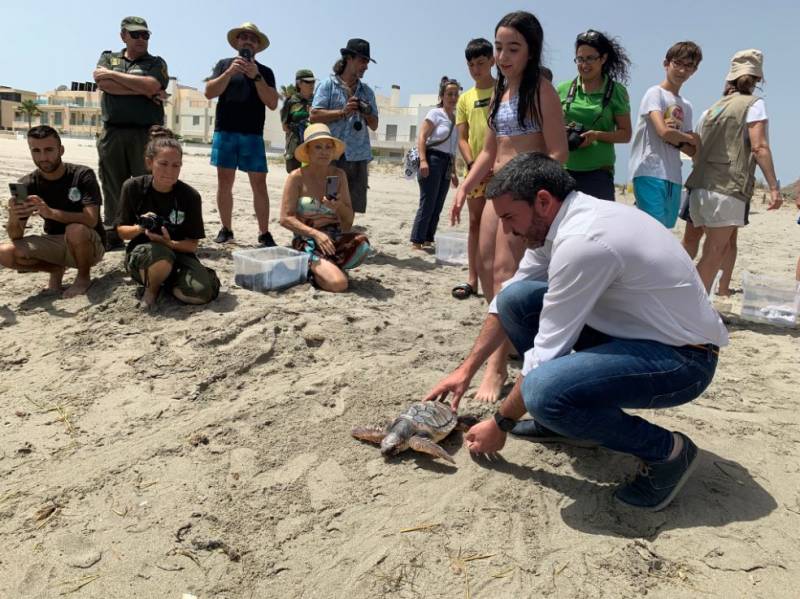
{"left": 19, "top": 163, "right": 106, "bottom": 243}
{"left": 116, "top": 175, "right": 205, "bottom": 254}
{"left": 209, "top": 58, "right": 276, "bottom": 134}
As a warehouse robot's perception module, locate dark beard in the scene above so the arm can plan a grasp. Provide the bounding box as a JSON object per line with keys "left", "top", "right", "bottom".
{"left": 36, "top": 158, "right": 62, "bottom": 174}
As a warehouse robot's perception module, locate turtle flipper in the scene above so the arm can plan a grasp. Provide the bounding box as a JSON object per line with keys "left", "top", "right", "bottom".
{"left": 407, "top": 435, "right": 455, "bottom": 464}
{"left": 351, "top": 427, "right": 386, "bottom": 445}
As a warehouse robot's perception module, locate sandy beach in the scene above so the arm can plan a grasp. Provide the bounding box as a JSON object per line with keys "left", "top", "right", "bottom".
{"left": 1, "top": 135, "right": 799, "bottom": 599}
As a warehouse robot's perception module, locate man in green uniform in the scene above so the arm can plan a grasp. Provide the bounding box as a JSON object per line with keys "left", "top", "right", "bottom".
{"left": 280, "top": 69, "right": 316, "bottom": 173}
{"left": 93, "top": 16, "right": 169, "bottom": 249}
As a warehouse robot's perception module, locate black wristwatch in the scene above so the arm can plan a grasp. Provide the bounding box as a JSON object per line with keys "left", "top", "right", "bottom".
{"left": 493, "top": 411, "right": 517, "bottom": 433}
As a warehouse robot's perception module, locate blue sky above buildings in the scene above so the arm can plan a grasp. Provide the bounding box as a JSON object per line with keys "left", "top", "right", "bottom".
{"left": 4, "top": 0, "right": 796, "bottom": 183}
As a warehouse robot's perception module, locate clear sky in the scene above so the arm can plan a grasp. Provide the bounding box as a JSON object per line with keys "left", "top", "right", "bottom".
{"left": 3, "top": 0, "right": 796, "bottom": 184}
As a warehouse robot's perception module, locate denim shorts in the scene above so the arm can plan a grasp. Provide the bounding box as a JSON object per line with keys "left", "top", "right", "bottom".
{"left": 633, "top": 176, "right": 682, "bottom": 228}
{"left": 210, "top": 131, "right": 267, "bottom": 173}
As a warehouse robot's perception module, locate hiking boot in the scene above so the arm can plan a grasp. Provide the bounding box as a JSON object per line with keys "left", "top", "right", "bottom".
{"left": 511, "top": 419, "right": 599, "bottom": 448}
{"left": 214, "top": 227, "right": 234, "bottom": 244}
{"left": 257, "top": 231, "right": 276, "bottom": 247}
{"left": 614, "top": 432, "right": 699, "bottom": 511}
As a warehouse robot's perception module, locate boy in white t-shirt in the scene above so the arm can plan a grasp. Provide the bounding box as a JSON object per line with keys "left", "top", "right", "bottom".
{"left": 628, "top": 42, "right": 703, "bottom": 228}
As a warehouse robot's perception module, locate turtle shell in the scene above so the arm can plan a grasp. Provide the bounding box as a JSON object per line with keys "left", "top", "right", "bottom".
{"left": 396, "top": 401, "right": 457, "bottom": 442}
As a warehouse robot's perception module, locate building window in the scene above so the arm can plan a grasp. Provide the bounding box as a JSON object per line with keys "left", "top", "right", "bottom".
{"left": 192, "top": 116, "right": 200, "bottom": 126}
{"left": 90, "top": 115, "right": 97, "bottom": 126}
{"left": 40, "top": 113, "right": 48, "bottom": 125}
{"left": 409, "top": 125, "right": 416, "bottom": 141}
{"left": 175, "top": 114, "right": 180, "bottom": 124}
{"left": 386, "top": 124, "right": 397, "bottom": 141}
{"left": 54, "top": 112, "right": 63, "bottom": 126}
{"left": 70, "top": 113, "right": 76, "bottom": 125}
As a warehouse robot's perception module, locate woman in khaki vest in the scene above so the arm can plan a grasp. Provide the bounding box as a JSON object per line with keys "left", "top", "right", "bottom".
{"left": 684, "top": 49, "right": 782, "bottom": 293}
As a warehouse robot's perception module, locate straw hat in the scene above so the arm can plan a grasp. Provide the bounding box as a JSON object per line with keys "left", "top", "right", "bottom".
{"left": 294, "top": 124, "right": 346, "bottom": 163}
{"left": 227, "top": 22, "right": 269, "bottom": 53}
{"left": 726, "top": 49, "right": 763, "bottom": 82}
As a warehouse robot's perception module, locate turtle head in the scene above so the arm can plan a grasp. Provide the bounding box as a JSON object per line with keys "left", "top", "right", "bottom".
{"left": 380, "top": 432, "right": 404, "bottom": 457}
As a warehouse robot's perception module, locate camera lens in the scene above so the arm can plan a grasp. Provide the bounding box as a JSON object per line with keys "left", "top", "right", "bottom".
{"left": 353, "top": 121, "right": 363, "bottom": 131}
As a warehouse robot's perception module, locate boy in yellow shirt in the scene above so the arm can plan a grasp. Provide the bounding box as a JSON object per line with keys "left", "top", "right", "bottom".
{"left": 453, "top": 38, "right": 495, "bottom": 301}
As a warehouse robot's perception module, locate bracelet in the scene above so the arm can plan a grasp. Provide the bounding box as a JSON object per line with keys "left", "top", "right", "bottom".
{"left": 466, "top": 161, "right": 474, "bottom": 171}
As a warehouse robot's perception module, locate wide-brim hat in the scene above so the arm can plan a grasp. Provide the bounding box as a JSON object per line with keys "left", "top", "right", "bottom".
{"left": 340, "top": 38, "right": 376, "bottom": 63}
{"left": 294, "top": 124, "right": 346, "bottom": 163}
{"left": 726, "top": 48, "right": 764, "bottom": 82}
{"left": 295, "top": 69, "right": 316, "bottom": 82}
{"left": 227, "top": 22, "right": 269, "bottom": 53}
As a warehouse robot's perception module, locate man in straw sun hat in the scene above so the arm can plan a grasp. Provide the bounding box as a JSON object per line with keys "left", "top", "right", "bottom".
{"left": 310, "top": 38, "right": 379, "bottom": 215}
{"left": 280, "top": 122, "right": 371, "bottom": 292}
{"left": 205, "top": 22, "right": 279, "bottom": 247}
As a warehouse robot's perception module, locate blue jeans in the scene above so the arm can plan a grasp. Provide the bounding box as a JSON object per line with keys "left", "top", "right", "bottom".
{"left": 496, "top": 280, "right": 718, "bottom": 463}
{"left": 411, "top": 150, "right": 452, "bottom": 244}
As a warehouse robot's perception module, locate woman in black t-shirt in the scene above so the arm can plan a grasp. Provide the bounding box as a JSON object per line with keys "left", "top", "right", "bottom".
{"left": 116, "top": 127, "right": 219, "bottom": 309}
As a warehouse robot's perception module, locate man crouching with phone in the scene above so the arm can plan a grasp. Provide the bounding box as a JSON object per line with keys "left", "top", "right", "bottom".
{"left": 0, "top": 126, "right": 106, "bottom": 297}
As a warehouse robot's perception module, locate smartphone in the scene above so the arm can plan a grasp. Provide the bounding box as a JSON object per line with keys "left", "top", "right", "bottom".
{"left": 238, "top": 48, "right": 253, "bottom": 60}
{"left": 8, "top": 182, "right": 28, "bottom": 204}
{"left": 325, "top": 176, "right": 339, "bottom": 200}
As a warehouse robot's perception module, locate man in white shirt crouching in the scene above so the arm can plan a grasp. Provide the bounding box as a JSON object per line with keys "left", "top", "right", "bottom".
{"left": 424, "top": 152, "right": 728, "bottom": 512}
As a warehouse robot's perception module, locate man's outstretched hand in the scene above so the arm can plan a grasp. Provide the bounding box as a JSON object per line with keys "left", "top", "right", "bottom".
{"left": 423, "top": 366, "right": 472, "bottom": 412}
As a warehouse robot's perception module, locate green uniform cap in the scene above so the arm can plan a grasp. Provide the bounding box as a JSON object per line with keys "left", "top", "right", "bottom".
{"left": 121, "top": 16, "right": 149, "bottom": 32}
{"left": 295, "top": 69, "right": 316, "bottom": 82}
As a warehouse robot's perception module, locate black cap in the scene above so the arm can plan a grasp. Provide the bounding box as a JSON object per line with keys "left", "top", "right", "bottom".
{"left": 340, "top": 38, "right": 376, "bottom": 63}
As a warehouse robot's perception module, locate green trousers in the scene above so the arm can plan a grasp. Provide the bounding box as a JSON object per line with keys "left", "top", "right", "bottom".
{"left": 97, "top": 126, "right": 150, "bottom": 226}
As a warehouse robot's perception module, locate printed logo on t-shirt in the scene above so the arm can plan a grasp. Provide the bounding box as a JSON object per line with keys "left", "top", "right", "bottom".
{"left": 664, "top": 104, "right": 685, "bottom": 130}
{"left": 474, "top": 98, "right": 491, "bottom": 109}
{"left": 169, "top": 209, "right": 185, "bottom": 225}
{"left": 68, "top": 187, "right": 82, "bottom": 203}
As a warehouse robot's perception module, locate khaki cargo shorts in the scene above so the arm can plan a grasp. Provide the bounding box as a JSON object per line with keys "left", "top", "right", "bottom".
{"left": 15, "top": 231, "right": 104, "bottom": 268}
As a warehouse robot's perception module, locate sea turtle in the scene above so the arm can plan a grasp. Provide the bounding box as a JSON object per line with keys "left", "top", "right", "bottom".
{"left": 351, "top": 401, "right": 476, "bottom": 464}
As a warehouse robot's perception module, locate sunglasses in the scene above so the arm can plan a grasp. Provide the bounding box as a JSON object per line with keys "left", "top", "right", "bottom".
{"left": 128, "top": 30, "right": 150, "bottom": 40}
{"left": 576, "top": 30, "right": 601, "bottom": 43}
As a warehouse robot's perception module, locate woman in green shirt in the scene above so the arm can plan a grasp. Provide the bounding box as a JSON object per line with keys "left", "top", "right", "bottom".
{"left": 558, "top": 30, "right": 632, "bottom": 200}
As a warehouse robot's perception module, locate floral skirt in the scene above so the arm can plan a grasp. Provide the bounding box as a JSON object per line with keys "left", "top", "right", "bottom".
{"left": 291, "top": 227, "right": 370, "bottom": 270}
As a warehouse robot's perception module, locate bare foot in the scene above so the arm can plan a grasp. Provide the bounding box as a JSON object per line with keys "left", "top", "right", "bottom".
{"left": 62, "top": 276, "right": 92, "bottom": 298}
{"left": 411, "top": 243, "right": 425, "bottom": 251}
{"left": 138, "top": 289, "right": 158, "bottom": 312}
{"left": 474, "top": 366, "right": 507, "bottom": 403}
{"left": 44, "top": 269, "right": 65, "bottom": 293}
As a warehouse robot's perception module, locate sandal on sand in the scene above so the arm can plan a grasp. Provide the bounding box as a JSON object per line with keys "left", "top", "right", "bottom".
{"left": 452, "top": 283, "right": 476, "bottom": 300}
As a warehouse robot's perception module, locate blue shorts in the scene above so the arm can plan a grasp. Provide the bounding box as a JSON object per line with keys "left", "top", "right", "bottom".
{"left": 210, "top": 131, "right": 267, "bottom": 173}
{"left": 633, "top": 176, "right": 682, "bottom": 228}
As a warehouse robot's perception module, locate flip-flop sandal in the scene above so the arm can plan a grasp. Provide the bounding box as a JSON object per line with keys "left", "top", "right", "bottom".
{"left": 451, "top": 282, "right": 475, "bottom": 300}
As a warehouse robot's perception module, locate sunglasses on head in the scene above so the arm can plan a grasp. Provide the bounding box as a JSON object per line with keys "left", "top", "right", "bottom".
{"left": 128, "top": 30, "right": 150, "bottom": 40}
{"left": 576, "top": 30, "right": 601, "bottom": 43}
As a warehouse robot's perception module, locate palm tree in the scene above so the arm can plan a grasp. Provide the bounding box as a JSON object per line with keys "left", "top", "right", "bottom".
{"left": 17, "top": 99, "right": 41, "bottom": 129}
{"left": 279, "top": 84, "right": 297, "bottom": 100}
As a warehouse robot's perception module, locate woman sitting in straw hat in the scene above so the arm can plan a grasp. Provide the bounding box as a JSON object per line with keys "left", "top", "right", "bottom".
{"left": 280, "top": 123, "right": 370, "bottom": 292}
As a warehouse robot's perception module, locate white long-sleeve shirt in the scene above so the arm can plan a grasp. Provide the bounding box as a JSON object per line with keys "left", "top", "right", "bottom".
{"left": 488, "top": 192, "right": 729, "bottom": 376}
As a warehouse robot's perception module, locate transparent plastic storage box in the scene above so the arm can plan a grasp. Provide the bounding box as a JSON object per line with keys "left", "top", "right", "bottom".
{"left": 233, "top": 247, "right": 308, "bottom": 291}
{"left": 434, "top": 230, "right": 469, "bottom": 266}
{"left": 740, "top": 271, "right": 799, "bottom": 327}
